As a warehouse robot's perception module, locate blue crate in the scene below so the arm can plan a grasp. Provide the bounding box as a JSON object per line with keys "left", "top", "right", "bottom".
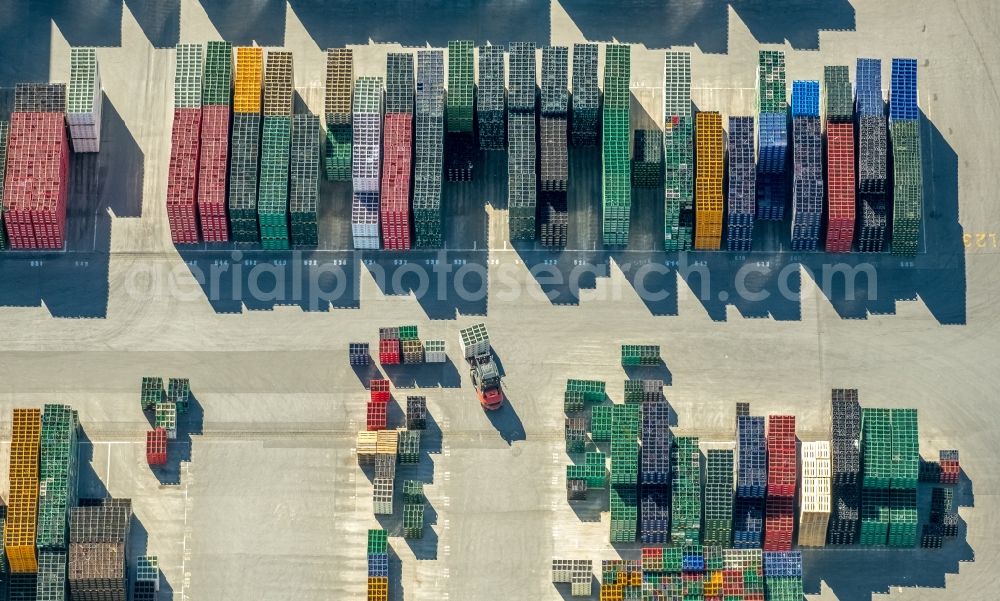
{"left": 727, "top": 226, "right": 753, "bottom": 252}
{"left": 755, "top": 173, "right": 787, "bottom": 221}
{"left": 856, "top": 58, "right": 883, "bottom": 117}
{"left": 368, "top": 553, "right": 389, "bottom": 577}
{"left": 890, "top": 58, "right": 918, "bottom": 121}
{"left": 763, "top": 551, "right": 803, "bottom": 577}
{"left": 682, "top": 554, "right": 705, "bottom": 572}
{"left": 733, "top": 532, "right": 763, "bottom": 548}
{"left": 791, "top": 80, "right": 820, "bottom": 118}
{"left": 757, "top": 112, "right": 788, "bottom": 173}
{"left": 737, "top": 416, "right": 767, "bottom": 495}
{"left": 640, "top": 487, "right": 671, "bottom": 543}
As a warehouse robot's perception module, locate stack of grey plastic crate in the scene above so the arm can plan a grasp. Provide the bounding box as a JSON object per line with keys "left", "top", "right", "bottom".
{"left": 66, "top": 47, "right": 102, "bottom": 153}
{"left": 508, "top": 42, "right": 538, "bottom": 241}
{"left": 413, "top": 51, "right": 445, "bottom": 248}
{"left": 727, "top": 116, "right": 755, "bottom": 251}
{"left": 68, "top": 499, "right": 132, "bottom": 601}
{"left": 790, "top": 80, "right": 823, "bottom": 251}
{"left": 477, "top": 45, "right": 506, "bottom": 150}
{"left": 570, "top": 44, "right": 598, "bottom": 147}
{"left": 856, "top": 58, "right": 888, "bottom": 252}
{"left": 289, "top": 113, "right": 320, "bottom": 246}
{"left": 351, "top": 77, "right": 383, "bottom": 250}
{"left": 828, "top": 389, "right": 861, "bottom": 544}
{"left": 539, "top": 46, "right": 569, "bottom": 247}
{"left": 552, "top": 559, "right": 593, "bottom": 597}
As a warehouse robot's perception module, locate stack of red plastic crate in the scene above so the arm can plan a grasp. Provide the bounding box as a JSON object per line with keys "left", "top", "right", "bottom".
{"left": 380, "top": 113, "right": 412, "bottom": 249}
{"left": 939, "top": 450, "right": 959, "bottom": 485}
{"left": 825, "top": 122, "right": 856, "bottom": 252}
{"left": 379, "top": 327, "right": 402, "bottom": 364}
{"left": 146, "top": 427, "right": 167, "bottom": 465}
{"left": 3, "top": 89, "right": 69, "bottom": 249}
{"left": 166, "top": 108, "right": 202, "bottom": 243}
{"left": 764, "top": 415, "right": 796, "bottom": 551}
{"left": 367, "top": 378, "right": 390, "bottom": 431}
{"left": 197, "top": 105, "right": 230, "bottom": 241}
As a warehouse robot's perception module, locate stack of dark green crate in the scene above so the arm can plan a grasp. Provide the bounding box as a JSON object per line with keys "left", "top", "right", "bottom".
{"left": 414, "top": 51, "right": 445, "bottom": 247}
{"left": 140, "top": 377, "right": 164, "bottom": 411}
{"left": 566, "top": 451, "right": 607, "bottom": 499}
{"left": 610, "top": 404, "right": 639, "bottom": 542}
{"left": 632, "top": 129, "right": 662, "bottom": 188}
{"left": 570, "top": 44, "right": 598, "bottom": 147}
{"left": 860, "top": 408, "right": 892, "bottom": 545}
{"left": 289, "top": 114, "right": 320, "bottom": 245}
{"left": 564, "top": 379, "right": 606, "bottom": 412}
{"left": 324, "top": 48, "right": 353, "bottom": 181}
{"left": 671, "top": 436, "right": 702, "bottom": 543}
{"left": 168, "top": 377, "right": 190, "bottom": 414}
{"left": 508, "top": 42, "right": 537, "bottom": 241}
{"left": 229, "top": 47, "right": 262, "bottom": 242}
{"left": 202, "top": 41, "right": 232, "bottom": 105}
{"left": 663, "top": 51, "right": 693, "bottom": 251}
{"left": 889, "top": 120, "right": 922, "bottom": 256}
{"left": 398, "top": 429, "right": 421, "bottom": 464}
{"left": 888, "top": 408, "right": 919, "bottom": 547}
{"left": 260, "top": 51, "right": 294, "bottom": 249}
{"left": 591, "top": 405, "right": 612, "bottom": 442}
{"left": 446, "top": 41, "right": 475, "bottom": 181}
{"left": 704, "top": 449, "right": 734, "bottom": 546}
{"left": 0, "top": 121, "right": 8, "bottom": 249}
{"left": 602, "top": 44, "right": 631, "bottom": 246}
{"left": 621, "top": 344, "right": 660, "bottom": 366}
{"left": 403, "top": 481, "right": 425, "bottom": 539}
{"left": 37, "top": 404, "right": 79, "bottom": 601}
{"left": 477, "top": 45, "right": 505, "bottom": 150}
{"left": 825, "top": 66, "right": 853, "bottom": 121}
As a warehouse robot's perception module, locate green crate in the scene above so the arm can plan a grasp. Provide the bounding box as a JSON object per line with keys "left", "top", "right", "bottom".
{"left": 398, "top": 325, "right": 419, "bottom": 341}
{"left": 757, "top": 51, "right": 787, "bottom": 114}
{"left": 862, "top": 408, "right": 892, "bottom": 488}
{"left": 565, "top": 379, "right": 606, "bottom": 412}
{"left": 765, "top": 576, "right": 804, "bottom": 601}
{"left": 403, "top": 503, "right": 425, "bottom": 539}
{"left": 621, "top": 344, "right": 660, "bottom": 366}
{"left": 888, "top": 488, "right": 918, "bottom": 547}
{"left": 202, "top": 41, "right": 233, "bottom": 106}
{"left": 447, "top": 41, "right": 474, "bottom": 132}
{"left": 324, "top": 122, "right": 352, "bottom": 181}
{"left": 703, "top": 450, "right": 734, "bottom": 547}
{"left": 367, "top": 528, "right": 388, "bottom": 554}
{"left": 591, "top": 405, "right": 612, "bottom": 441}
{"left": 671, "top": 437, "right": 702, "bottom": 543}
{"left": 860, "top": 488, "right": 890, "bottom": 546}
{"left": 890, "top": 408, "right": 919, "bottom": 488}
{"left": 403, "top": 480, "right": 424, "bottom": 505}
{"left": 141, "top": 377, "right": 164, "bottom": 411}
{"left": 824, "top": 65, "right": 852, "bottom": 121}
{"left": 398, "top": 429, "right": 421, "bottom": 464}
{"left": 167, "top": 377, "right": 190, "bottom": 413}
{"left": 610, "top": 486, "right": 638, "bottom": 543}
{"left": 37, "top": 404, "right": 79, "bottom": 550}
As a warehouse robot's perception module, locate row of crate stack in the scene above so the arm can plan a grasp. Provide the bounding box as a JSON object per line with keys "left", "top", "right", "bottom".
{"left": 367, "top": 325, "right": 447, "bottom": 365}
{"left": 561, "top": 384, "right": 957, "bottom": 550}
{"left": 2, "top": 407, "right": 146, "bottom": 601}
{"left": 367, "top": 529, "right": 389, "bottom": 601}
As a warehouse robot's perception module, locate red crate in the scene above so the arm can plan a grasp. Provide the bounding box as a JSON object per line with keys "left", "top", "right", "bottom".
{"left": 198, "top": 106, "right": 230, "bottom": 242}
{"left": 370, "top": 378, "right": 390, "bottom": 403}
{"left": 3, "top": 112, "right": 69, "bottom": 249}
{"left": 380, "top": 113, "right": 413, "bottom": 250}
{"left": 379, "top": 338, "right": 401, "bottom": 364}
{"left": 940, "top": 460, "right": 959, "bottom": 484}
{"left": 146, "top": 428, "right": 167, "bottom": 465}
{"left": 722, "top": 570, "right": 743, "bottom": 595}
{"left": 744, "top": 595, "right": 765, "bottom": 601}
{"left": 166, "top": 108, "right": 203, "bottom": 244}
{"left": 366, "top": 402, "right": 387, "bottom": 431}
{"left": 825, "top": 122, "right": 856, "bottom": 252}
{"left": 764, "top": 496, "right": 794, "bottom": 551}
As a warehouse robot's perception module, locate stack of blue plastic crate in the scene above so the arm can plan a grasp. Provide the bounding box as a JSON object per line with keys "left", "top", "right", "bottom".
{"left": 640, "top": 390, "right": 672, "bottom": 543}
{"left": 856, "top": 58, "right": 888, "bottom": 252}
{"left": 790, "top": 80, "right": 823, "bottom": 251}
{"left": 734, "top": 415, "right": 766, "bottom": 547}
{"left": 727, "top": 116, "right": 756, "bottom": 251}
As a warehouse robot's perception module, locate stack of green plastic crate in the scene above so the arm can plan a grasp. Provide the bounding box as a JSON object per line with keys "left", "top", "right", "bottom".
{"left": 141, "top": 377, "right": 164, "bottom": 411}
{"left": 259, "top": 52, "right": 294, "bottom": 249}
{"left": 824, "top": 66, "right": 853, "bottom": 121}
{"left": 168, "top": 377, "right": 190, "bottom": 414}
{"left": 757, "top": 51, "right": 787, "bottom": 113}
{"left": 368, "top": 528, "right": 388, "bottom": 554}
{"left": 890, "top": 120, "right": 922, "bottom": 256}
{"left": 671, "top": 436, "right": 702, "bottom": 543}
{"left": 889, "top": 408, "right": 919, "bottom": 547}
{"left": 610, "top": 486, "right": 638, "bottom": 543}
{"left": 564, "top": 379, "right": 606, "bottom": 412}
{"left": 860, "top": 408, "right": 892, "bottom": 545}
{"left": 446, "top": 41, "right": 473, "bottom": 133}
{"left": 403, "top": 481, "right": 425, "bottom": 539}
{"left": 37, "top": 405, "right": 79, "bottom": 551}
{"left": 703, "top": 449, "right": 734, "bottom": 547}
{"left": 566, "top": 452, "right": 607, "bottom": 489}
{"left": 398, "top": 429, "right": 421, "bottom": 464}
{"left": 621, "top": 344, "right": 660, "bottom": 367}
{"left": 663, "top": 52, "right": 693, "bottom": 251}
{"left": 602, "top": 44, "right": 631, "bottom": 246}
{"left": 591, "top": 405, "right": 613, "bottom": 442}
{"left": 765, "top": 575, "right": 805, "bottom": 601}
{"left": 289, "top": 114, "right": 320, "bottom": 246}
{"left": 0, "top": 121, "right": 8, "bottom": 249}
{"left": 507, "top": 42, "right": 537, "bottom": 241}
{"left": 202, "top": 41, "right": 232, "bottom": 106}
{"left": 324, "top": 49, "right": 353, "bottom": 181}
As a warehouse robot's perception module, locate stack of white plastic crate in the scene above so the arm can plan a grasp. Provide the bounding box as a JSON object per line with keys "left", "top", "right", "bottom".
{"left": 66, "top": 47, "right": 102, "bottom": 153}
{"left": 351, "top": 76, "right": 383, "bottom": 249}
{"left": 798, "top": 441, "right": 832, "bottom": 546}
